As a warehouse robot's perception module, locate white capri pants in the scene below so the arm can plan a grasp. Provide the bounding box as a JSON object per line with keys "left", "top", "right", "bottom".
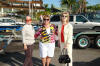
{"left": 39, "top": 42, "right": 55, "bottom": 58}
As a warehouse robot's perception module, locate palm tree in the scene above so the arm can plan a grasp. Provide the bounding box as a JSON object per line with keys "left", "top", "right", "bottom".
{"left": 83, "top": 0, "right": 87, "bottom": 13}
{"left": 60, "top": 0, "right": 87, "bottom": 14}
{"left": 76, "top": 0, "right": 87, "bottom": 13}
{"left": 51, "top": 4, "right": 55, "bottom": 9}
{"left": 61, "top": 0, "right": 76, "bottom": 13}
{"left": 43, "top": 4, "right": 48, "bottom": 9}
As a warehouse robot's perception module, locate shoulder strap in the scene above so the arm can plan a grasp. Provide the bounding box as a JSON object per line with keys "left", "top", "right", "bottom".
{"left": 61, "top": 48, "right": 68, "bottom": 55}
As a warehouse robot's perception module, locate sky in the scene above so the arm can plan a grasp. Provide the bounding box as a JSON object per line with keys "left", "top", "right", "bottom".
{"left": 43, "top": 0, "right": 61, "bottom": 7}
{"left": 24, "top": 0, "right": 100, "bottom": 8}
{"left": 43, "top": 0, "right": 100, "bottom": 7}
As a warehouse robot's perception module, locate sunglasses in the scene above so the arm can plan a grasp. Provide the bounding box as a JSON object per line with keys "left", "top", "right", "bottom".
{"left": 26, "top": 19, "right": 32, "bottom": 22}
{"left": 43, "top": 19, "right": 50, "bottom": 21}
{"left": 61, "top": 15, "right": 68, "bottom": 18}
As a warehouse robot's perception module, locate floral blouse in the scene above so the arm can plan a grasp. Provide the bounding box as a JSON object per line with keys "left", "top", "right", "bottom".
{"left": 35, "top": 24, "right": 57, "bottom": 44}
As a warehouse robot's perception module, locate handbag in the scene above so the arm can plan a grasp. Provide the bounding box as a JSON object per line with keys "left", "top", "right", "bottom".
{"left": 58, "top": 48, "right": 71, "bottom": 64}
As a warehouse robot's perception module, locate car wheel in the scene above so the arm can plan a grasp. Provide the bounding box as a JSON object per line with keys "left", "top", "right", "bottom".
{"left": 94, "top": 36, "right": 100, "bottom": 48}
{"left": 76, "top": 35, "right": 90, "bottom": 49}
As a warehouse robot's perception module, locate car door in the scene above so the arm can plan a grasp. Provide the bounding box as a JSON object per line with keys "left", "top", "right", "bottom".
{"left": 74, "top": 15, "right": 93, "bottom": 32}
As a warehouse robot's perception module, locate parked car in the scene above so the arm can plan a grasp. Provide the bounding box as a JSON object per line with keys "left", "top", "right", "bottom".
{"left": 50, "top": 14, "right": 100, "bottom": 33}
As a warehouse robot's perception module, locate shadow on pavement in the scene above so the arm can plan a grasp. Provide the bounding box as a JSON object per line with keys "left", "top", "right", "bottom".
{"left": 73, "top": 57, "right": 100, "bottom": 66}
{"left": 0, "top": 52, "right": 55, "bottom": 66}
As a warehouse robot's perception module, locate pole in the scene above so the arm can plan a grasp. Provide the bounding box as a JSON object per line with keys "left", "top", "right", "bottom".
{"left": 32, "top": 0, "right": 33, "bottom": 21}
{"left": 29, "top": 0, "right": 31, "bottom": 16}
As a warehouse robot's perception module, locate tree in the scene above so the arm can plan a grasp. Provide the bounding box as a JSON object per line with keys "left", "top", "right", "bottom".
{"left": 95, "top": 4, "right": 100, "bottom": 10}
{"left": 43, "top": 4, "right": 51, "bottom": 12}
{"left": 87, "top": 4, "right": 100, "bottom": 12}
{"left": 61, "top": 0, "right": 76, "bottom": 13}
{"left": 43, "top": 4, "right": 48, "bottom": 9}
{"left": 51, "top": 4, "right": 55, "bottom": 9}
{"left": 74, "top": 0, "right": 87, "bottom": 14}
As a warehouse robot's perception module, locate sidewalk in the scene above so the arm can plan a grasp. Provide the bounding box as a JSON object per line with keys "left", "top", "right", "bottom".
{"left": 0, "top": 41, "right": 100, "bottom": 66}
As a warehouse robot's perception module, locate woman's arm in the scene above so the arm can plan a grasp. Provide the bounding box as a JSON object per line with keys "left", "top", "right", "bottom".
{"left": 34, "top": 28, "right": 42, "bottom": 38}
{"left": 22, "top": 26, "right": 26, "bottom": 44}
{"left": 64, "top": 25, "right": 73, "bottom": 48}
{"left": 67, "top": 25, "right": 73, "bottom": 45}
{"left": 22, "top": 26, "right": 28, "bottom": 50}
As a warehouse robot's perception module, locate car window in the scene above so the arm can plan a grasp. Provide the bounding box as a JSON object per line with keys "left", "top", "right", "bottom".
{"left": 3, "top": 19, "right": 15, "bottom": 23}
{"left": 0, "top": 19, "right": 3, "bottom": 22}
{"left": 76, "top": 16, "right": 87, "bottom": 22}
{"left": 94, "top": 14, "right": 100, "bottom": 19}
{"left": 69, "top": 16, "right": 73, "bottom": 22}
{"left": 50, "top": 15, "right": 60, "bottom": 22}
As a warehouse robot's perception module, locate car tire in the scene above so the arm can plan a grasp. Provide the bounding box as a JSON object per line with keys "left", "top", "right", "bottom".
{"left": 94, "top": 36, "right": 100, "bottom": 48}
{"left": 76, "top": 35, "right": 90, "bottom": 49}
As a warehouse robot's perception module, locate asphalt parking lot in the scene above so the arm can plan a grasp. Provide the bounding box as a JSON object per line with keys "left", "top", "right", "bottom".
{"left": 0, "top": 41, "right": 100, "bottom": 66}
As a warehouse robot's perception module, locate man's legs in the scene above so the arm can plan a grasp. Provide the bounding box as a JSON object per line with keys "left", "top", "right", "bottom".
{"left": 23, "top": 44, "right": 34, "bottom": 66}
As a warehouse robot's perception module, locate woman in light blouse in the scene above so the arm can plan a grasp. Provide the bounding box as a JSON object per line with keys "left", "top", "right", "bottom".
{"left": 58, "top": 12, "right": 73, "bottom": 66}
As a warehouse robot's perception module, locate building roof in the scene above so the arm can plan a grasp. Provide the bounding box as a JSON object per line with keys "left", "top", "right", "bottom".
{"left": 0, "top": 0, "right": 45, "bottom": 10}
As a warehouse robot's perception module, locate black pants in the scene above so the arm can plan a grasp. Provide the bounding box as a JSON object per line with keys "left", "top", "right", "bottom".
{"left": 23, "top": 44, "right": 34, "bottom": 66}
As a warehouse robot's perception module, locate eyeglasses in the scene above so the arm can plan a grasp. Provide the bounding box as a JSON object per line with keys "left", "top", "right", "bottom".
{"left": 26, "top": 19, "right": 32, "bottom": 22}
{"left": 61, "top": 15, "right": 68, "bottom": 18}
{"left": 43, "top": 19, "right": 50, "bottom": 21}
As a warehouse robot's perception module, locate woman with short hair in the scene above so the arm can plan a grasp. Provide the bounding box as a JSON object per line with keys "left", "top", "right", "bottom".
{"left": 35, "top": 15, "right": 57, "bottom": 66}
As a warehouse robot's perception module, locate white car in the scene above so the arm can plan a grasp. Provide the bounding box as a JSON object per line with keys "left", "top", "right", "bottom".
{"left": 0, "top": 17, "right": 25, "bottom": 26}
